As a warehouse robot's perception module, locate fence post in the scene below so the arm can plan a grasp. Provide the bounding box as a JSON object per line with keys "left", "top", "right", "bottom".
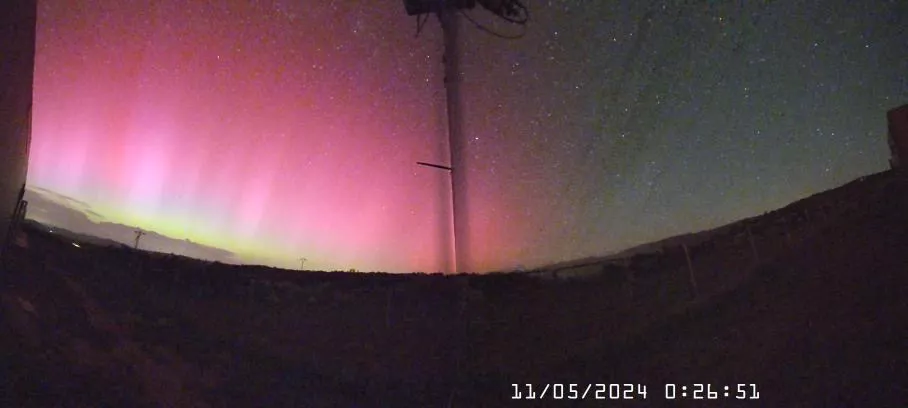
{"left": 784, "top": 220, "right": 792, "bottom": 246}
{"left": 385, "top": 288, "right": 393, "bottom": 330}
{"left": 626, "top": 268, "right": 635, "bottom": 301}
{"left": 682, "top": 243, "right": 698, "bottom": 298}
{"left": 622, "top": 259, "right": 635, "bottom": 301}
{"left": 746, "top": 224, "right": 760, "bottom": 264}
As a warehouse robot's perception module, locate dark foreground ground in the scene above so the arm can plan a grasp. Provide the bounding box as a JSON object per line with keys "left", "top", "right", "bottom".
{"left": 1, "top": 171, "right": 906, "bottom": 407}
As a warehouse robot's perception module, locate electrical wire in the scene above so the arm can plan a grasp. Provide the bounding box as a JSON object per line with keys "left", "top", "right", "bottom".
{"left": 413, "top": 0, "right": 530, "bottom": 39}
{"left": 494, "top": 0, "right": 529, "bottom": 25}
{"left": 459, "top": 9, "right": 527, "bottom": 40}
{"left": 415, "top": 11, "right": 430, "bottom": 37}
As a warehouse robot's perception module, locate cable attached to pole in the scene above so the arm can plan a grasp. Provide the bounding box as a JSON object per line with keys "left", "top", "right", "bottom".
{"left": 459, "top": 9, "right": 526, "bottom": 39}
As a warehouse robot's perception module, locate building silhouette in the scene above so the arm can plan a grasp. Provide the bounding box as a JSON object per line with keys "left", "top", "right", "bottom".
{"left": 0, "top": 1, "right": 37, "bottom": 260}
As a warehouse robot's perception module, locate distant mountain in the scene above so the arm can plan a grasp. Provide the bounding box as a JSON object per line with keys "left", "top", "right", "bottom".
{"left": 23, "top": 219, "right": 129, "bottom": 249}
{"left": 23, "top": 187, "right": 241, "bottom": 265}
{"left": 535, "top": 170, "right": 892, "bottom": 273}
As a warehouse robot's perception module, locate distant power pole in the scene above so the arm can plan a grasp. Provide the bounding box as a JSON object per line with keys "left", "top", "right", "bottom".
{"left": 133, "top": 229, "right": 146, "bottom": 249}
{"left": 298, "top": 257, "right": 308, "bottom": 270}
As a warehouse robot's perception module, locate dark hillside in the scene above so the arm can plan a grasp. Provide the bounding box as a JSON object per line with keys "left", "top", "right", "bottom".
{"left": 1, "top": 171, "right": 905, "bottom": 407}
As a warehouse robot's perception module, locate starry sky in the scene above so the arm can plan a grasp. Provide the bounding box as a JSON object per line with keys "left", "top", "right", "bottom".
{"left": 27, "top": 0, "right": 907, "bottom": 273}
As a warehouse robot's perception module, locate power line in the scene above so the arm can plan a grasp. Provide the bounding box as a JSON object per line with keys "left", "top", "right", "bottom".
{"left": 459, "top": 9, "right": 526, "bottom": 40}
{"left": 415, "top": 11, "right": 430, "bottom": 37}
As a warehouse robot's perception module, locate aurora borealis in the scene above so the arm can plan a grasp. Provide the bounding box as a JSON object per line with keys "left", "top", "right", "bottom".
{"left": 27, "top": 0, "right": 906, "bottom": 273}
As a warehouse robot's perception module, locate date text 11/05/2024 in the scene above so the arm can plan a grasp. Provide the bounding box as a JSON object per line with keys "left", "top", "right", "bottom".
{"left": 511, "top": 383, "right": 760, "bottom": 401}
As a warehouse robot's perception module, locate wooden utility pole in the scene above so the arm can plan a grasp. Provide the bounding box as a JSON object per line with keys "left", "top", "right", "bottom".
{"left": 441, "top": 8, "right": 469, "bottom": 275}
{"left": 407, "top": 0, "right": 526, "bottom": 274}
{"left": 298, "top": 257, "right": 308, "bottom": 270}
{"left": 414, "top": 7, "right": 468, "bottom": 274}
{"left": 438, "top": 8, "right": 470, "bottom": 272}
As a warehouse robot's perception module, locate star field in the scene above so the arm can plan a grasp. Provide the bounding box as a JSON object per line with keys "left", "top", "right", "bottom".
{"left": 28, "top": 0, "right": 907, "bottom": 273}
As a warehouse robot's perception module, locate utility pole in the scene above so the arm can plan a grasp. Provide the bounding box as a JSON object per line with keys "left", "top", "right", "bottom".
{"left": 133, "top": 229, "right": 146, "bottom": 250}
{"left": 441, "top": 7, "right": 470, "bottom": 275}
{"left": 406, "top": 0, "right": 527, "bottom": 274}
{"left": 298, "top": 257, "right": 308, "bottom": 270}
{"left": 412, "top": 3, "right": 471, "bottom": 275}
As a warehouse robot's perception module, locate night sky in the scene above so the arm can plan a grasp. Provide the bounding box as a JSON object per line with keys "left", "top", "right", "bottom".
{"left": 27, "top": 0, "right": 907, "bottom": 273}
